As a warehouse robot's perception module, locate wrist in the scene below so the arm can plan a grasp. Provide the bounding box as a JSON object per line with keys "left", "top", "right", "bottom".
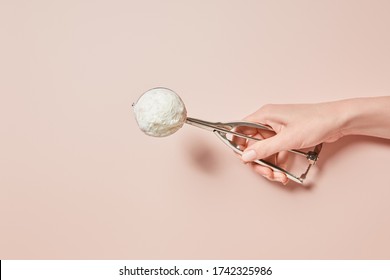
{"left": 333, "top": 97, "right": 388, "bottom": 138}
{"left": 335, "top": 98, "right": 359, "bottom": 137}
{"left": 318, "top": 100, "right": 351, "bottom": 140}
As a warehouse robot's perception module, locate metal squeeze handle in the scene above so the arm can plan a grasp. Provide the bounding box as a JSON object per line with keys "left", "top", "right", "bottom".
{"left": 186, "top": 117, "right": 322, "bottom": 184}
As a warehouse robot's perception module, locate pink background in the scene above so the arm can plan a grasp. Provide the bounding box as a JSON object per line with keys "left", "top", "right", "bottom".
{"left": 1, "top": 0, "right": 390, "bottom": 259}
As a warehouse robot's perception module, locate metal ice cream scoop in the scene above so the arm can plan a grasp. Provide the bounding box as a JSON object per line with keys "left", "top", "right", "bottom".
{"left": 134, "top": 87, "right": 322, "bottom": 184}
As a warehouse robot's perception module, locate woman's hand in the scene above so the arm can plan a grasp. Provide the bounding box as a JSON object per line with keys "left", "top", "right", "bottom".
{"left": 236, "top": 96, "right": 390, "bottom": 184}
{"left": 236, "top": 102, "right": 347, "bottom": 184}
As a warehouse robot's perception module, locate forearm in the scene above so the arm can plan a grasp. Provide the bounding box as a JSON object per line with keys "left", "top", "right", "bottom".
{"left": 338, "top": 96, "right": 390, "bottom": 139}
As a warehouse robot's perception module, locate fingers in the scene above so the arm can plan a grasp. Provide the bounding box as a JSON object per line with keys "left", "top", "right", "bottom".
{"left": 272, "top": 172, "right": 289, "bottom": 185}
{"left": 236, "top": 104, "right": 291, "bottom": 185}
{"left": 231, "top": 125, "right": 258, "bottom": 148}
{"left": 250, "top": 163, "right": 272, "bottom": 177}
{"left": 234, "top": 125, "right": 258, "bottom": 135}
{"left": 241, "top": 133, "right": 289, "bottom": 162}
{"left": 275, "top": 150, "right": 289, "bottom": 170}
{"left": 231, "top": 126, "right": 271, "bottom": 154}
{"left": 250, "top": 163, "right": 289, "bottom": 185}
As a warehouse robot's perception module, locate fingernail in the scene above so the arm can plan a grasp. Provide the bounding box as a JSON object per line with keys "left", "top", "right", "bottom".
{"left": 242, "top": 150, "right": 257, "bottom": 162}
{"left": 274, "top": 172, "right": 287, "bottom": 185}
{"left": 262, "top": 174, "right": 271, "bottom": 180}
{"left": 273, "top": 172, "right": 284, "bottom": 179}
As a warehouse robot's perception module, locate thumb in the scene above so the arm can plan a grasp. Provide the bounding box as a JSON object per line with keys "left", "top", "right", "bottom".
{"left": 241, "top": 133, "right": 289, "bottom": 162}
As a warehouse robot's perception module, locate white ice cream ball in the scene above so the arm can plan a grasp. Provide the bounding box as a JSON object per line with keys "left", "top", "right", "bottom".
{"left": 133, "top": 88, "right": 187, "bottom": 137}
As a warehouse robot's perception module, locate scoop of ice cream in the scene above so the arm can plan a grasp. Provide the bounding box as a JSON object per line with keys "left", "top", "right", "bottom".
{"left": 133, "top": 88, "right": 187, "bottom": 137}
